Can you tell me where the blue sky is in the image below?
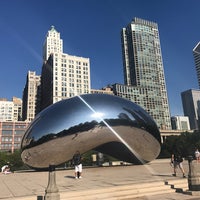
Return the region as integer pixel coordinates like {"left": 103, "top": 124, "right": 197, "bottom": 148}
{"left": 0, "top": 0, "right": 199, "bottom": 116}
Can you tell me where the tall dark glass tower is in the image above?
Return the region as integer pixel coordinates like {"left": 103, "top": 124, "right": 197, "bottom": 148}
{"left": 117, "top": 17, "right": 171, "bottom": 129}
{"left": 181, "top": 89, "right": 200, "bottom": 130}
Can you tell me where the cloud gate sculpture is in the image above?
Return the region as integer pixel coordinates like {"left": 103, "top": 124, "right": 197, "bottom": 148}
{"left": 21, "top": 94, "right": 161, "bottom": 169}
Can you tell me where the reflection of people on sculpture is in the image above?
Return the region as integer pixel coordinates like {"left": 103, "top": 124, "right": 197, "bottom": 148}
{"left": 1, "top": 165, "right": 12, "bottom": 174}
{"left": 72, "top": 151, "right": 82, "bottom": 179}
{"left": 171, "top": 153, "right": 186, "bottom": 178}
{"left": 195, "top": 148, "right": 200, "bottom": 163}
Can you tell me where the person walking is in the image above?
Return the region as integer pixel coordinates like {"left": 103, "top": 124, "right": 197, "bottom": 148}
{"left": 171, "top": 153, "right": 186, "bottom": 178}
{"left": 72, "top": 151, "right": 82, "bottom": 179}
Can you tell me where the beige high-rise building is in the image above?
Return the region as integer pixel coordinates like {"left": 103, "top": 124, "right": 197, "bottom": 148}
{"left": 41, "top": 26, "right": 91, "bottom": 110}
{"left": 43, "top": 25, "right": 63, "bottom": 61}
{"left": 12, "top": 97, "right": 22, "bottom": 121}
{"left": 22, "top": 71, "right": 41, "bottom": 121}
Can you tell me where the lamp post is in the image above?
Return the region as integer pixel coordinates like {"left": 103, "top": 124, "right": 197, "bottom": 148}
{"left": 44, "top": 165, "right": 60, "bottom": 200}
{"left": 188, "top": 156, "right": 200, "bottom": 191}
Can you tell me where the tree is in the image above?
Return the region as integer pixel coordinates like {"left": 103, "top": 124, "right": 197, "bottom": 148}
{"left": 0, "top": 150, "right": 29, "bottom": 171}
{"left": 159, "top": 130, "right": 200, "bottom": 159}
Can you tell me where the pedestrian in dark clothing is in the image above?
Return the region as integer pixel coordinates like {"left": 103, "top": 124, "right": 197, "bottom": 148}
{"left": 171, "top": 153, "right": 186, "bottom": 178}
{"left": 72, "top": 151, "right": 82, "bottom": 179}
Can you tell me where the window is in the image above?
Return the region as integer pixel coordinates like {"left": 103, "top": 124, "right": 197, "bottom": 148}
{"left": 15, "top": 124, "right": 26, "bottom": 129}
{"left": 2, "top": 130, "right": 12, "bottom": 135}
{"left": 2, "top": 125, "right": 13, "bottom": 129}
{"left": 15, "top": 130, "right": 25, "bottom": 135}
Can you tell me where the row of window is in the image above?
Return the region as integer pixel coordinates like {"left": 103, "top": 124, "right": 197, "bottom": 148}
{"left": 1, "top": 137, "right": 21, "bottom": 142}
{"left": 0, "top": 130, "right": 25, "bottom": 135}
{"left": 0, "top": 143, "right": 21, "bottom": 149}
{"left": 1, "top": 124, "right": 27, "bottom": 129}
{"left": 54, "top": 57, "right": 89, "bottom": 66}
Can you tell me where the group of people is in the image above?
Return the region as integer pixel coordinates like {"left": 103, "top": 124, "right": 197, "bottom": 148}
{"left": 170, "top": 148, "right": 200, "bottom": 178}
{"left": 73, "top": 149, "right": 200, "bottom": 180}
{"left": 1, "top": 149, "right": 200, "bottom": 179}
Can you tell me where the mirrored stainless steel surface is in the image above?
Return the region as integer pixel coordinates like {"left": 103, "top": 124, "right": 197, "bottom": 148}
{"left": 21, "top": 94, "right": 161, "bottom": 169}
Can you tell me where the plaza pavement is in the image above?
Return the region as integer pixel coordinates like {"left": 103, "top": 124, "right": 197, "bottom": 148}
{"left": 0, "top": 159, "right": 200, "bottom": 200}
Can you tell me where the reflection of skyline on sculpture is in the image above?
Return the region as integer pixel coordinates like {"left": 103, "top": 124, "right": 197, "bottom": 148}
{"left": 21, "top": 94, "right": 161, "bottom": 169}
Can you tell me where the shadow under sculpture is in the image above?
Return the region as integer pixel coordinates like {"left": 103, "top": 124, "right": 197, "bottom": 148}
{"left": 21, "top": 94, "right": 161, "bottom": 170}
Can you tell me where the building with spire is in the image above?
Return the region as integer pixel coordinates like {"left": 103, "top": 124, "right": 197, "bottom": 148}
{"left": 113, "top": 18, "right": 171, "bottom": 129}
{"left": 43, "top": 25, "right": 63, "bottom": 61}
{"left": 40, "top": 26, "right": 91, "bottom": 110}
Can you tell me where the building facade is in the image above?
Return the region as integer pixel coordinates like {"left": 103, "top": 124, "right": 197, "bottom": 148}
{"left": 0, "top": 99, "right": 14, "bottom": 121}
{"left": 12, "top": 97, "right": 22, "bottom": 121}
{"left": 91, "top": 86, "right": 114, "bottom": 95}
{"left": 120, "top": 18, "right": 171, "bottom": 129}
{"left": 193, "top": 42, "right": 200, "bottom": 88}
{"left": 171, "top": 116, "right": 190, "bottom": 131}
{"left": 0, "top": 98, "right": 22, "bottom": 122}
{"left": 22, "top": 71, "right": 41, "bottom": 121}
{"left": 0, "top": 121, "right": 29, "bottom": 152}
{"left": 43, "top": 25, "right": 63, "bottom": 61}
{"left": 181, "top": 89, "right": 200, "bottom": 130}
{"left": 41, "top": 26, "right": 91, "bottom": 110}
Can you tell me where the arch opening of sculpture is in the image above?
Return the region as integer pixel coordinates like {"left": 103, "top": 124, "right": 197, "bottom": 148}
{"left": 21, "top": 94, "right": 161, "bottom": 169}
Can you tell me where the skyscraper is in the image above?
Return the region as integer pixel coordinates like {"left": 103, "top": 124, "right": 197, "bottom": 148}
{"left": 12, "top": 97, "right": 22, "bottom": 121}
{"left": 41, "top": 26, "right": 91, "bottom": 110}
{"left": 181, "top": 89, "right": 200, "bottom": 130}
{"left": 43, "top": 25, "right": 63, "bottom": 61}
{"left": 22, "top": 71, "right": 41, "bottom": 121}
{"left": 118, "top": 17, "right": 171, "bottom": 129}
{"left": 193, "top": 42, "right": 200, "bottom": 88}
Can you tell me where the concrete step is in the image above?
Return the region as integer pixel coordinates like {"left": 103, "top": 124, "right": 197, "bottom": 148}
{"left": 60, "top": 181, "right": 174, "bottom": 200}
{"left": 165, "top": 178, "right": 188, "bottom": 193}
{"left": 165, "top": 178, "right": 188, "bottom": 184}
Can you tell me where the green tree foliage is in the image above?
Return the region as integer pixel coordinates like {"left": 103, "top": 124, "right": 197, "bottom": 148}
{"left": 0, "top": 150, "right": 29, "bottom": 171}
{"left": 160, "top": 130, "right": 200, "bottom": 159}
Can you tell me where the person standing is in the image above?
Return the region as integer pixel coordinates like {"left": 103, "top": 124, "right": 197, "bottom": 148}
{"left": 195, "top": 148, "right": 200, "bottom": 163}
{"left": 171, "top": 153, "right": 186, "bottom": 178}
{"left": 72, "top": 151, "right": 82, "bottom": 179}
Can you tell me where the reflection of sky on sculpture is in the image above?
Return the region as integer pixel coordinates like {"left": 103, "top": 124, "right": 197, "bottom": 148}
{"left": 26, "top": 99, "right": 94, "bottom": 141}
{"left": 24, "top": 94, "right": 138, "bottom": 142}
{"left": 59, "top": 101, "right": 135, "bottom": 134}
